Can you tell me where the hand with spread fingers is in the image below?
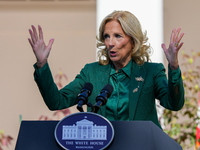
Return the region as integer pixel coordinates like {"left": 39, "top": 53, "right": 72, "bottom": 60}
{"left": 161, "top": 27, "right": 184, "bottom": 70}
{"left": 28, "top": 25, "right": 55, "bottom": 69}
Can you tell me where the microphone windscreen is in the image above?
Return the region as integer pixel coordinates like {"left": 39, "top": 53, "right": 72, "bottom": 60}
{"left": 83, "top": 82, "right": 93, "bottom": 92}
{"left": 102, "top": 84, "right": 113, "bottom": 95}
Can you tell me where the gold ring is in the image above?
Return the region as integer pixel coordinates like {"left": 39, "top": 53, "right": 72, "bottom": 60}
{"left": 174, "top": 42, "right": 179, "bottom": 47}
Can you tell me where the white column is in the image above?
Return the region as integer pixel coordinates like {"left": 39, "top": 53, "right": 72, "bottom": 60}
{"left": 96, "top": 0, "right": 163, "bottom": 63}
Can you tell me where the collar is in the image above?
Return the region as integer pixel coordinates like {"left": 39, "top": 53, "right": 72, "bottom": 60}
{"left": 110, "top": 59, "right": 132, "bottom": 78}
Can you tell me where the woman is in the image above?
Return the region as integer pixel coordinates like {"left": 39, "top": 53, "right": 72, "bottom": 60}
{"left": 28, "top": 10, "right": 184, "bottom": 129}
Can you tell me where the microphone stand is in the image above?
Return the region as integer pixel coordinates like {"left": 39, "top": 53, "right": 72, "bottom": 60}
{"left": 76, "top": 102, "right": 94, "bottom": 113}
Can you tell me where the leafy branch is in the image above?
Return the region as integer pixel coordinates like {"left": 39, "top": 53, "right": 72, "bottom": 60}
{"left": 0, "top": 130, "right": 13, "bottom": 150}
{"left": 163, "top": 50, "right": 200, "bottom": 149}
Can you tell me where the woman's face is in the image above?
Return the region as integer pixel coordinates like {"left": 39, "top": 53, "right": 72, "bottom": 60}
{"left": 103, "top": 20, "right": 134, "bottom": 70}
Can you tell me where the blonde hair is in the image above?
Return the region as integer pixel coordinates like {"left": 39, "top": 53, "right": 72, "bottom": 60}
{"left": 96, "top": 10, "right": 152, "bottom": 65}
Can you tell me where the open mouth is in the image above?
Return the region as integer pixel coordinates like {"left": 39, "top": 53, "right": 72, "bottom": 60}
{"left": 110, "top": 51, "right": 116, "bottom": 56}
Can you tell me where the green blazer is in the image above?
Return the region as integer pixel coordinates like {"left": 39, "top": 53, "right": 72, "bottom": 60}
{"left": 34, "top": 60, "right": 184, "bottom": 129}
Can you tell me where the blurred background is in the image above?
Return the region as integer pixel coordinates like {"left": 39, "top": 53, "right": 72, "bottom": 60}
{"left": 0, "top": 0, "right": 200, "bottom": 150}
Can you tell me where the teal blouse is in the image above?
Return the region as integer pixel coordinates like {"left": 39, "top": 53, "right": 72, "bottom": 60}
{"left": 106, "top": 60, "right": 132, "bottom": 121}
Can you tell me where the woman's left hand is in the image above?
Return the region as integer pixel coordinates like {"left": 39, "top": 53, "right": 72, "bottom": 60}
{"left": 161, "top": 27, "right": 184, "bottom": 70}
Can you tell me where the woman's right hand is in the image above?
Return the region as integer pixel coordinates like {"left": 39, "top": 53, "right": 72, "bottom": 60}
{"left": 28, "top": 25, "right": 54, "bottom": 69}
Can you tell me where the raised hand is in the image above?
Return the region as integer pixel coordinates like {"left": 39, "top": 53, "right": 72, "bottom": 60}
{"left": 28, "top": 25, "right": 54, "bottom": 69}
{"left": 161, "top": 27, "right": 184, "bottom": 70}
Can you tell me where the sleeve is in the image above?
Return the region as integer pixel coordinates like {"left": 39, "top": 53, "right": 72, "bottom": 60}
{"left": 168, "top": 64, "right": 181, "bottom": 84}
{"left": 154, "top": 63, "right": 184, "bottom": 111}
{"left": 33, "top": 62, "right": 89, "bottom": 110}
{"left": 33, "top": 63, "right": 48, "bottom": 77}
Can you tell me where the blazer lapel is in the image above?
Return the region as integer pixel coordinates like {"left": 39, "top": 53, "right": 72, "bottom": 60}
{"left": 96, "top": 63, "right": 111, "bottom": 117}
{"left": 129, "top": 61, "right": 148, "bottom": 120}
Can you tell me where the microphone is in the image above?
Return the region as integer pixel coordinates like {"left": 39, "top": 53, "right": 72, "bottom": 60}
{"left": 93, "top": 84, "right": 113, "bottom": 113}
{"left": 77, "top": 83, "right": 93, "bottom": 112}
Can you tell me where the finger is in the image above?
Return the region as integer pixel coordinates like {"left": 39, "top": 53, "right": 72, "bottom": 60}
{"left": 28, "top": 38, "right": 34, "bottom": 48}
{"left": 176, "top": 42, "right": 184, "bottom": 51}
{"left": 170, "top": 28, "right": 176, "bottom": 44}
{"left": 31, "top": 25, "right": 39, "bottom": 42}
{"left": 174, "top": 27, "right": 181, "bottom": 42}
{"left": 177, "top": 32, "right": 184, "bottom": 43}
{"left": 161, "top": 43, "right": 167, "bottom": 53}
{"left": 29, "top": 29, "right": 36, "bottom": 44}
{"left": 38, "top": 25, "right": 44, "bottom": 40}
{"left": 47, "top": 38, "right": 55, "bottom": 50}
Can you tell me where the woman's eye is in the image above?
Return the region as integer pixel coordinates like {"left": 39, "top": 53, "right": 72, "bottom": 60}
{"left": 103, "top": 34, "right": 109, "bottom": 39}
{"left": 115, "top": 34, "right": 122, "bottom": 38}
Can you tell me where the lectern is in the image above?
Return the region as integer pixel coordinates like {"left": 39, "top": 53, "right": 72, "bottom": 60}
{"left": 15, "top": 120, "right": 182, "bottom": 150}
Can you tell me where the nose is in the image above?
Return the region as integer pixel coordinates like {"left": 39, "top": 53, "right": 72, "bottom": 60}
{"left": 108, "top": 37, "right": 115, "bottom": 50}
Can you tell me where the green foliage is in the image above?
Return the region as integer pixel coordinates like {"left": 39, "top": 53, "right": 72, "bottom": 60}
{"left": 163, "top": 51, "right": 200, "bottom": 150}
{"left": 0, "top": 130, "right": 13, "bottom": 150}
